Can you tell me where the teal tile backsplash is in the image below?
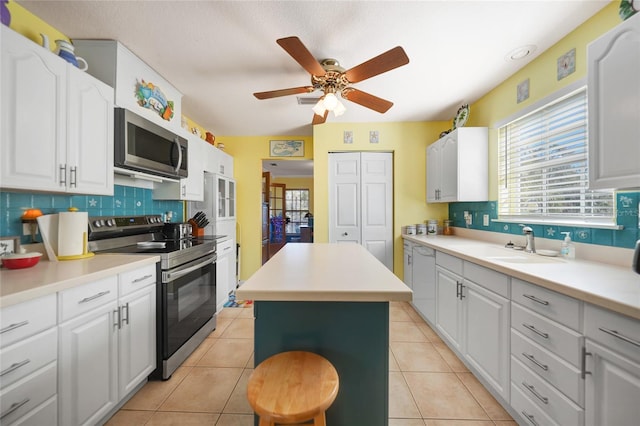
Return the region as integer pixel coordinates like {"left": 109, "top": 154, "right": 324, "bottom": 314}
{"left": 0, "top": 185, "right": 183, "bottom": 245}
{"left": 449, "top": 191, "right": 640, "bottom": 249}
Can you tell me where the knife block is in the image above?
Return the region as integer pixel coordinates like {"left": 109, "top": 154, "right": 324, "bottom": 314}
{"left": 188, "top": 219, "right": 205, "bottom": 237}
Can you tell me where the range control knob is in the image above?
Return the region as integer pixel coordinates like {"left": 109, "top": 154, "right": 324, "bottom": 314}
{"left": 93, "top": 220, "right": 102, "bottom": 228}
{"left": 106, "top": 219, "right": 116, "bottom": 227}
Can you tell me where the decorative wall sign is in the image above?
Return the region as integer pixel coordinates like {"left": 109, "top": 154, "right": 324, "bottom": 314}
{"left": 0, "top": 236, "right": 20, "bottom": 256}
{"left": 344, "top": 130, "right": 353, "bottom": 144}
{"left": 517, "top": 78, "right": 530, "bottom": 103}
{"left": 557, "top": 48, "right": 576, "bottom": 80}
{"left": 270, "top": 140, "right": 304, "bottom": 157}
{"left": 369, "top": 130, "right": 379, "bottom": 144}
{"left": 136, "top": 79, "right": 175, "bottom": 121}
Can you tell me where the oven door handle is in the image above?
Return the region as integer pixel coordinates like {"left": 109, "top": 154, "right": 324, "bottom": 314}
{"left": 164, "top": 255, "right": 216, "bottom": 281}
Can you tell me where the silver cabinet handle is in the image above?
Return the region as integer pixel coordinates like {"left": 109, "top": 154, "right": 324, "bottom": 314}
{"left": 0, "top": 320, "right": 29, "bottom": 334}
{"left": 70, "top": 166, "right": 77, "bottom": 187}
{"left": 79, "top": 290, "right": 110, "bottom": 304}
{"left": 521, "top": 381, "right": 548, "bottom": 404}
{"left": 456, "top": 281, "right": 462, "bottom": 298}
{"left": 523, "top": 294, "right": 549, "bottom": 306}
{"left": 132, "top": 274, "right": 153, "bottom": 284}
{"left": 522, "top": 323, "right": 549, "bottom": 339}
{"left": 121, "top": 302, "right": 129, "bottom": 326}
{"left": 1, "top": 397, "right": 30, "bottom": 420}
{"left": 0, "top": 359, "right": 31, "bottom": 377}
{"left": 59, "top": 164, "right": 67, "bottom": 186}
{"left": 598, "top": 327, "right": 640, "bottom": 348}
{"left": 522, "top": 352, "right": 548, "bottom": 371}
{"left": 581, "top": 346, "right": 592, "bottom": 379}
{"left": 459, "top": 283, "right": 465, "bottom": 299}
{"left": 408, "top": 254, "right": 412, "bottom": 265}
{"left": 521, "top": 410, "right": 539, "bottom": 426}
{"left": 113, "top": 308, "right": 121, "bottom": 330}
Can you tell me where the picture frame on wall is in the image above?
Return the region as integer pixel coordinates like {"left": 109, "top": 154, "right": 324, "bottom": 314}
{"left": 0, "top": 236, "right": 20, "bottom": 256}
{"left": 270, "top": 140, "right": 304, "bottom": 157}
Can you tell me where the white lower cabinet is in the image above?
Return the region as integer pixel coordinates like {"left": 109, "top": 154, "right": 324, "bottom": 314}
{"left": 402, "top": 240, "right": 415, "bottom": 289}
{"left": 411, "top": 245, "right": 436, "bottom": 323}
{"left": 435, "top": 263, "right": 464, "bottom": 351}
{"left": 216, "top": 238, "right": 236, "bottom": 312}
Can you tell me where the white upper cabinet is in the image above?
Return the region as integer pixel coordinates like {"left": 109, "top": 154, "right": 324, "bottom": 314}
{"left": 153, "top": 132, "right": 205, "bottom": 201}
{"left": 426, "top": 127, "right": 488, "bottom": 203}
{"left": 1, "top": 27, "right": 114, "bottom": 195}
{"left": 588, "top": 13, "right": 640, "bottom": 190}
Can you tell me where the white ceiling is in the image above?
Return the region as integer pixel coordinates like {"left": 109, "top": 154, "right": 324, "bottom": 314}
{"left": 263, "top": 159, "right": 314, "bottom": 178}
{"left": 20, "top": 0, "right": 608, "bottom": 138}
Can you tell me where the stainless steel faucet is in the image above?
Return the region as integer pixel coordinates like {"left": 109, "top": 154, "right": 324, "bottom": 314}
{"left": 520, "top": 224, "right": 536, "bottom": 253}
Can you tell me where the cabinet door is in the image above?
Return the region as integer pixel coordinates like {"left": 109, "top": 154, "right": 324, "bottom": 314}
{"left": 118, "top": 286, "right": 156, "bottom": 399}
{"left": 588, "top": 13, "right": 640, "bottom": 190}
{"left": 182, "top": 135, "right": 205, "bottom": 201}
{"left": 585, "top": 340, "right": 640, "bottom": 426}
{"left": 227, "top": 179, "right": 236, "bottom": 219}
{"left": 463, "top": 280, "right": 510, "bottom": 401}
{"left": 216, "top": 239, "right": 235, "bottom": 312}
{"left": 439, "top": 133, "right": 459, "bottom": 201}
{"left": 435, "top": 266, "right": 463, "bottom": 351}
{"left": 66, "top": 65, "right": 114, "bottom": 195}
{"left": 412, "top": 246, "right": 436, "bottom": 324}
{"left": 1, "top": 27, "right": 66, "bottom": 192}
{"left": 402, "top": 241, "right": 413, "bottom": 289}
{"left": 58, "top": 301, "right": 118, "bottom": 426}
{"left": 426, "top": 142, "right": 440, "bottom": 202}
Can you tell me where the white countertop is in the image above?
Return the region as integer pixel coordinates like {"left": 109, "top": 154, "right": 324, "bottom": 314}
{"left": 0, "top": 254, "right": 160, "bottom": 308}
{"left": 404, "top": 234, "right": 640, "bottom": 320}
{"left": 236, "top": 243, "right": 412, "bottom": 302}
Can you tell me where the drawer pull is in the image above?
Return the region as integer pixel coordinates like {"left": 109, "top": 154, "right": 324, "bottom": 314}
{"left": 0, "top": 320, "right": 29, "bottom": 334}
{"left": 132, "top": 274, "right": 153, "bottom": 284}
{"left": 598, "top": 327, "right": 640, "bottom": 348}
{"left": 113, "top": 308, "right": 121, "bottom": 330}
{"left": 522, "top": 381, "right": 549, "bottom": 404}
{"left": 522, "top": 352, "right": 548, "bottom": 371}
{"left": 1, "top": 398, "right": 30, "bottom": 420}
{"left": 79, "top": 290, "right": 111, "bottom": 304}
{"left": 581, "top": 346, "right": 592, "bottom": 379}
{"left": 521, "top": 410, "right": 539, "bottom": 426}
{"left": 522, "top": 323, "right": 549, "bottom": 339}
{"left": 121, "top": 302, "right": 130, "bottom": 326}
{"left": 523, "top": 294, "right": 549, "bottom": 306}
{"left": 0, "top": 359, "right": 31, "bottom": 377}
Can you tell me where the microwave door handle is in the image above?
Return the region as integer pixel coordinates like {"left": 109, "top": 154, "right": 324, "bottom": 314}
{"left": 173, "top": 137, "right": 182, "bottom": 173}
{"left": 165, "top": 255, "right": 216, "bottom": 281}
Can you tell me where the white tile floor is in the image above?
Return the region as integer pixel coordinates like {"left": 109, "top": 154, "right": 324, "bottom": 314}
{"left": 106, "top": 302, "right": 515, "bottom": 426}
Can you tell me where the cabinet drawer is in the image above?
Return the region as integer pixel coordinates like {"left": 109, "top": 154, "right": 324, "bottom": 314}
{"left": 58, "top": 276, "right": 118, "bottom": 322}
{"left": 0, "top": 328, "right": 57, "bottom": 389}
{"left": 584, "top": 303, "right": 640, "bottom": 364}
{"left": 0, "top": 294, "right": 56, "bottom": 349}
{"left": 0, "top": 362, "right": 56, "bottom": 424}
{"left": 511, "top": 279, "right": 581, "bottom": 331}
{"left": 10, "top": 395, "right": 57, "bottom": 426}
{"left": 511, "top": 382, "right": 558, "bottom": 426}
{"left": 512, "top": 356, "right": 584, "bottom": 426}
{"left": 436, "top": 251, "right": 463, "bottom": 275}
{"left": 119, "top": 264, "right": 157, "bottom": 296}
{"left": 464, "top": 261, "right": 509, "bottom": 298}
{"left": 511, "top": 329, "right": 583, "bottom": 405}
{"left": 217, "top": 238, "right": 235, "bottom": 256}
{"left": 512, "top": 303, "right": 582, "bottom": 367}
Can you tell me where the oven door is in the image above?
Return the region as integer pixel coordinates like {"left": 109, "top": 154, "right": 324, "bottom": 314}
{"left": 161, "top": 253, "right": 216, "bottom": 358}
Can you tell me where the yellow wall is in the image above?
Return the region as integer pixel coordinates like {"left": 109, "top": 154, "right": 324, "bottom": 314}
{"left": 312, "top": 122, "right": 450, "bottom": 274}
{"left": 216, "top": 136, "right": 314, "bottom": 281}
{"left": 271, "top": 176, "right": 314, "bottom": 215}
{"left": 6, "top": 0, "right": 69, "bottom": 51}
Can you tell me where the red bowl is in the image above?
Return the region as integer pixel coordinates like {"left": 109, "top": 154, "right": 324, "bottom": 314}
{"left": 1, "top": 252, "right": 42, "bottom": 269}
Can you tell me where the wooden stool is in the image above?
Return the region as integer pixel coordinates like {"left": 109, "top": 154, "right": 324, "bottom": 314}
{"left": 247, "top": 351, "right": 339, "bottom": 426}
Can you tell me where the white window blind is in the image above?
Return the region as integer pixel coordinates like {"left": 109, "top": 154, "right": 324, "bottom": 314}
{"left": 498, "top": 88, "right": 614, "bottom": 223}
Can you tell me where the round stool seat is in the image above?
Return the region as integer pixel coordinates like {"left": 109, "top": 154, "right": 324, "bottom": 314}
{"left": 247, "top": 351, "right": 339, "bottom": 426}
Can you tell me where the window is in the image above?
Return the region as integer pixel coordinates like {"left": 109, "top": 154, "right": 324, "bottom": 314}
{"left": 285, "top": 189, "right": 310, "bottom": 235}
{"left": 498, "top": 87, "right": 614, "bottom": 225}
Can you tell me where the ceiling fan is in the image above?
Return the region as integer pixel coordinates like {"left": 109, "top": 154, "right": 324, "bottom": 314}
{"left": 253, "top": 36, "right": 410, "bottom": 125}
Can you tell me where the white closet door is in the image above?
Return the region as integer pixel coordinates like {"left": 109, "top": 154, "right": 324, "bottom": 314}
{"left": 329, "top": 152, "right": 393, "bottom": 270}
{"left": 361, "top": 152, "right": 393, "bottom": 270}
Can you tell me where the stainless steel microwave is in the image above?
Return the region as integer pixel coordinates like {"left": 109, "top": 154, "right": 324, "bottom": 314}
{"left": 114, "top": 108, "right": 188, "bottom": 179}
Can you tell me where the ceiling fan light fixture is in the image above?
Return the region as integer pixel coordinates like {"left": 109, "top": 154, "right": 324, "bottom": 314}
{"left": 333, "top": 100, "right": 346, "bottom": 117}
{"left": 323, "top": 92, "right": 339, "bottom": 110}
{"left": 312, "top": 98, "right": 327, "bottom": 116}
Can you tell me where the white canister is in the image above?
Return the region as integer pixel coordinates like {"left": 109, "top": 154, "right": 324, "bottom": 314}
{"left": 427, "top": 220, "right": 439, "bottom": 235}
{"left": 416, "top": 224, "right": 427, "bottom": 235}
{"left": 405, "top": 225, "right": 416, "bottom": 235}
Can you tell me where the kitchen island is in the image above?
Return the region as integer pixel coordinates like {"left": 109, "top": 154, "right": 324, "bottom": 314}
{"left": 236, "top": 243, "right": 412, "bottom": 426}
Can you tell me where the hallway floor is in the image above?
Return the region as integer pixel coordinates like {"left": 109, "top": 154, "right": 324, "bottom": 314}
{"left": 106, "top": 302, "right": 516, "bottom": 426}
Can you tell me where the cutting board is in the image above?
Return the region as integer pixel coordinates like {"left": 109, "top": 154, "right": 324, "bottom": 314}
{"left": 36, "top": 214, "right": 59, "bottom": 262}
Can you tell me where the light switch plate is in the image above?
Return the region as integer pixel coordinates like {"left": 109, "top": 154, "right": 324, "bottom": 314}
{"left": 483, "top": 214, "right": 489, "bottom": 227}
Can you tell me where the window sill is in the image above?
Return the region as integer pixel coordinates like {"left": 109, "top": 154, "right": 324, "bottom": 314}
{"left": 493, "top": 218, "right": 623, "bottom": 230}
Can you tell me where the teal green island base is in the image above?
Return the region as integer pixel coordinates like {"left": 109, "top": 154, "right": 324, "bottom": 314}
{"left": 253, "top": 300, "right": 390, "bottom": 425}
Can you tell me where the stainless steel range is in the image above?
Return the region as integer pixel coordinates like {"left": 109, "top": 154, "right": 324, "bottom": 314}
{"left": 88, "top": 215, "right": 217, "bottom": 380}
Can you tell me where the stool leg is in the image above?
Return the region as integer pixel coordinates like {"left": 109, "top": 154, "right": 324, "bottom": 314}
{"left": 258, "top": 417, "right": 274, "bottom": 426}
{"left": 313, "top": 412, "right": 326, "bottom": 426}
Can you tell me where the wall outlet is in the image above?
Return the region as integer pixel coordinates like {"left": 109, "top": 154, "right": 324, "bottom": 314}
{"left": 463, "top": 211, "right": 472, "bottom": 226}
{"left": 483, "top": 214, "right": 489, "bottom": 227}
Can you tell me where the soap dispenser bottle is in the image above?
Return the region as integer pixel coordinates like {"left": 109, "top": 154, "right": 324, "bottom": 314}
{"left": 560, "top": 232, "right": 575, "bottom": 259}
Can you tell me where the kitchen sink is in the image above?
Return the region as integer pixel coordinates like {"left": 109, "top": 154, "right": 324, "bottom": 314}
{"left": 484, "top": 254, "right": 563, "bottom": 264}
{"left": 446, "top": 243, "right": 565, "bottom": 264}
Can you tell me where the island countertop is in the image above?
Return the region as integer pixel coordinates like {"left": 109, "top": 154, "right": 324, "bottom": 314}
{"left": 236, "top": 243, "right": 412, "bottom": 302}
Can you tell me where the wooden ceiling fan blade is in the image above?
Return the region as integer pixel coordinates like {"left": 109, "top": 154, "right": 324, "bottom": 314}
{"left": 277, "top": 36, "right": 326, "bottom": 76}
{"left": 344, "top": 46, "right": 409, "bottom": 83}
{"left": 254, "top": 86, "right": 315, "bottom": 99}
{"left": 312, "top": 110, "right": 328, "bottom": 125}
{"left": 342, "top": 88, "right": 393, "bottom": 113}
